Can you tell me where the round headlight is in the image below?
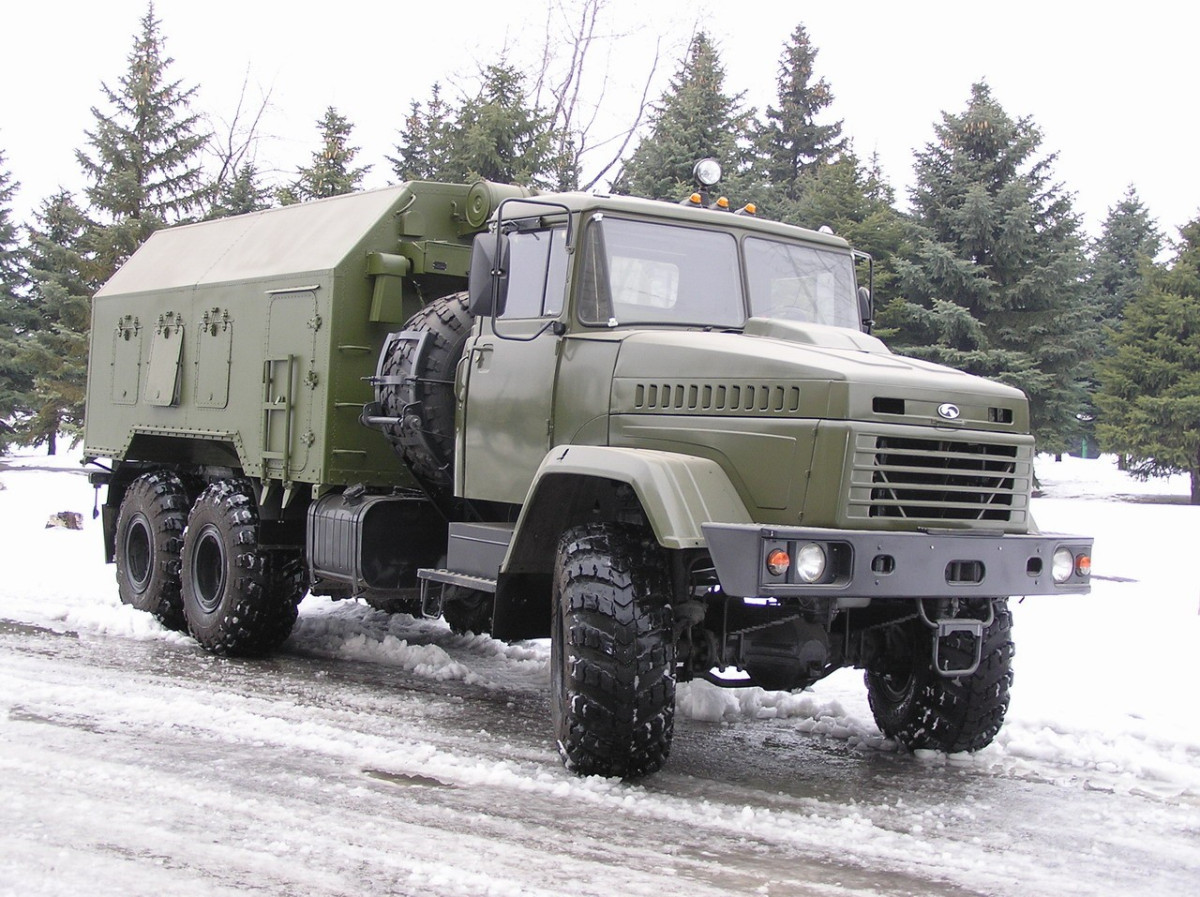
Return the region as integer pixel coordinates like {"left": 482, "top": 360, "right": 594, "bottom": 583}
{"left": 693, "top": 158, "right": 722, "bottom": 187}
{"left": 1051, "top": 547, "right": 1075, "bottom": 583}
{"left": 795, "top": 543, "right": 828, "bottom": 584}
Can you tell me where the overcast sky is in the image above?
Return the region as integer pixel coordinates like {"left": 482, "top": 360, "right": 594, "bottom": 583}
{"left": 4, "top": 0, "right": 1197, "bottom": 244}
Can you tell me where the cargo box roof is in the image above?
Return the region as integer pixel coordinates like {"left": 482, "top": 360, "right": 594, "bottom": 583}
{"left": 95, "top": 186, "right": 414, "bottom": 297}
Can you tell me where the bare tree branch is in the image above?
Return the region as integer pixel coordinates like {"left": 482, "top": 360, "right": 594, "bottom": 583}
{"left": 580, "top": 36, "right": 661, "bottom": 191}
{"left": 203, "top": 68, "right": 273, "bottom": 204}
{"left": 530, "top": 0, "right": 662, "bottom": 190}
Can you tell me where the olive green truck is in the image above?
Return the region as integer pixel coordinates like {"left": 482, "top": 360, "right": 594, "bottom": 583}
{"left": 83, "top": 172, "right": 1092, "bottom": 778}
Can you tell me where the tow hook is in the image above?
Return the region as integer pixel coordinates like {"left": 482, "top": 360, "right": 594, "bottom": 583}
{"left": 916, "top": 599, "right": 995, "bottom": 677}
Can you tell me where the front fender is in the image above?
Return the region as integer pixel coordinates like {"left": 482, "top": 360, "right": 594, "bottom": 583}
{"left": 491, "top": 446, "right": 752, "bottom": 641}
{"left": 540, "top": 445, "right": 750, "bottom": 548}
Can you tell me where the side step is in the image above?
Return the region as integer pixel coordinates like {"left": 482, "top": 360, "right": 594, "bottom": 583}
{"left": 416, "top": 568, "right": 497, "bottom": 619}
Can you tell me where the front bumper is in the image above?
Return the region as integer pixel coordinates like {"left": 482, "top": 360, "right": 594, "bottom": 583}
{"left": 702, "top": 523, "right": 1092, "bottom": 607}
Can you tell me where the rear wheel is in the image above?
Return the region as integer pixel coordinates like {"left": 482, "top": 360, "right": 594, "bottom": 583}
{"left": 551, "top": 523, "right": 675, "bottom": 779}
{"left": 865, "top": 598, "right": 1014, "bottom": 752}
{"left": 114, "top": 471, "right": 190, "bottom": 630}
{"left": 180, "top": 479, "right": 301, "bottom": 655}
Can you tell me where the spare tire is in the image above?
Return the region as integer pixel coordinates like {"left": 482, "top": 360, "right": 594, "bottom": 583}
{"left": 376, "top": 292, "right": 473, "bottom": 492}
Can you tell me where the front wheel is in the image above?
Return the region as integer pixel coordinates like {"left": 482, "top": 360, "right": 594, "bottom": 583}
{"left": 865, "top": 598, "right": 1014, "bottom": 753}
{"left": 551, "top": 523, "right": 675, "bottom": 779}
{"left": 180, "top": 479, "right": 301, "bottom": 655}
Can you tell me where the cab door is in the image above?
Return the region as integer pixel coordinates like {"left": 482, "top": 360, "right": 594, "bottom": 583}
{"left": 459, "top": 227, "right": 569, "bottom": 505}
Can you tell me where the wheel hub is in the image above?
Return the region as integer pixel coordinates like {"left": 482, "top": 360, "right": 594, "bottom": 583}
{"left": 191, "top": 525, "right": 227, "bottom": 613}
{"left": 877, "top": 669, "right": 915, "bottom": 703}
{"left": 124, "top": 515, "right": 153, "bottom": 594}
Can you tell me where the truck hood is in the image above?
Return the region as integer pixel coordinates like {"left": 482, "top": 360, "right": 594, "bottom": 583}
{"left": 609, "top": 318, "right": 1029, "bottom": 432}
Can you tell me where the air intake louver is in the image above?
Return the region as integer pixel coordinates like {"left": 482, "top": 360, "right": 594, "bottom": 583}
{"left": 632, "top": 382, "right": 802, "bottom": 415}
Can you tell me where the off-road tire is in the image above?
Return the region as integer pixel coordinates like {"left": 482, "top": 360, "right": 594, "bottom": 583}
{"left": 377, "top": 292, "right": 473, "bottom": 492}
{"left": 551, "top": 523, "right": 675, "bottom": 779}
{"left": 180, "top": 479, "right": 301, "bottom": 655}
{"left": 865, "top": 598, "right": 1014, "bottom": 753}
{"left": 442, "top": 585, "right": 494, "bottom": 635}
{"left": 114, "top": 471, "right": 190, "bottom": 630}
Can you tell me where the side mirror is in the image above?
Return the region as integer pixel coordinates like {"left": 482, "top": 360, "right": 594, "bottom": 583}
{"left": 858, "top": 286, "right": 874, "bottom": 334}
{"left": 468, "top": 231, "right": 509, "bottom": 317}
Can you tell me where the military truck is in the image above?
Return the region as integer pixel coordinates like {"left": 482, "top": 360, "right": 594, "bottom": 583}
{"left": 83, "top": 166, "right": 1092, "bottom": 778}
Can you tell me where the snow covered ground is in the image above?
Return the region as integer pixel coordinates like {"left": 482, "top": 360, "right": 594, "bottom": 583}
{"left": 1, "top": 450, "right": 1197, "bottom": 895}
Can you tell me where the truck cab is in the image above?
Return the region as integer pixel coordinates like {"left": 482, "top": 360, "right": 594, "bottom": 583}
{"left": 382, "top": 184, "right": 1092, "bottom": 777}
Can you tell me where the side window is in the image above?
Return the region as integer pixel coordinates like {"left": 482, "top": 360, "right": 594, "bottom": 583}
{"left": 501, "top": 227, "right": 568, "bottom": 319}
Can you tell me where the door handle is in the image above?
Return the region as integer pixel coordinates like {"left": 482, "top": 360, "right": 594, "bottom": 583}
{"left": 471, "top": 344, "right": 494, "bottom": 370}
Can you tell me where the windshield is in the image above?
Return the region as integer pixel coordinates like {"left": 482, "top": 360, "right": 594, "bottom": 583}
{"left": 578, "top": 217, "right": 744, "bottom": 327}
{"left": 576, "top": 215, "right": 859, "bottom": 329}
{"left": 744, "top": 237, "right": 859, "bottom": 328}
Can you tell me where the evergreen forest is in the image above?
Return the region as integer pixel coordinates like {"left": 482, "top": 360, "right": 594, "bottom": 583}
{"left": 1, "top": 2, "right": 1197, "bottom": 502}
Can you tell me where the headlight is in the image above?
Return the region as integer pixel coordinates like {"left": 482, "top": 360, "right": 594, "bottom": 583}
{"left": 795, "top": 543, "right": 828, "bottom": 583}
{"left": 693, "top": 158, "right": 722, "bottom": 187}
{"left": 1052, "top": 547, "right": 1075, "bottom": 583}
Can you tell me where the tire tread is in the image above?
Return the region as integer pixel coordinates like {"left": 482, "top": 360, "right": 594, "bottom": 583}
{"left": 552, "top": 523, "right": 675, "bottom": 778}
{"left": 866, "top": 599, "right": 1014, "bottom": 753}
{"left": 181, "top": 479, "right": 301, "bottom": 656}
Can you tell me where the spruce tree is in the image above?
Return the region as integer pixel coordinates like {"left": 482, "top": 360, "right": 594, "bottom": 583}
{"left": 278, "top": 106, "right": 371, "bottom": 205}
{"left": 1078, "top": 187, "right": 1162, "bottom": 454}
{"left": 753, "top": 26, "right": 900, "bottom": 303}
{"left": 785, "top": 152, "right": 906, "bottom": 308}
{"left": 878, "top": 83, "right": 1094, "bottom": 451}
{"left": 389, "top": 85, "right": 457, "bottom": 182}
{"left": 759, "top": 24, "right": 845, "bottom": 202}
{"left": 75, "top": 2, "right": 209, "bottom": 281}
{"left": 1089, "top": 186, "right": 1162, "bottom": 327}
{"left": 615, "top": 32, "right": 755, "bottom": 202}
{"left": 19, "top": 191, "right": 98, "bottom": 454}
{"left": 1096, "top": 218, "right": 1200, "bottom": 503}
{"left": 0, "top": 150, "right": 33, "bottom": 452}
{"left": 456, "top": 63, "right": 567, "bottom": 188}
{"left": 391, "top": 67, "right": 569, "bottom": 189}
{"left": 0, "top": 152, "right": 21, "bottom": 300}
{"left": 207, "top": 162, "right": 271, "bottom": 219}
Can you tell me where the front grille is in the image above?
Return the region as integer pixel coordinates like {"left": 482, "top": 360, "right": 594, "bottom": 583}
{"left": 852, "top": 434, "right": 1026, "bottom": 523}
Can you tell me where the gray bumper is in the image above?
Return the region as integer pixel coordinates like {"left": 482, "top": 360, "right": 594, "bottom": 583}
{"left": 701, "top": 523, "right": 1092, "bottom": 607}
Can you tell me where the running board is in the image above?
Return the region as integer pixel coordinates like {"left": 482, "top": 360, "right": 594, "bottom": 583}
{"left": 417, "top": 568, "right": 498, "bottom": 592}
{"left": 416, "top": 568, "right": 498, "bottom": 620}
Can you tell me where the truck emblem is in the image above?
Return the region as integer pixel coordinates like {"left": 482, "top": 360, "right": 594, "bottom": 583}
{"left": 937, "top": 403, "right": 961, "bottom": 420}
